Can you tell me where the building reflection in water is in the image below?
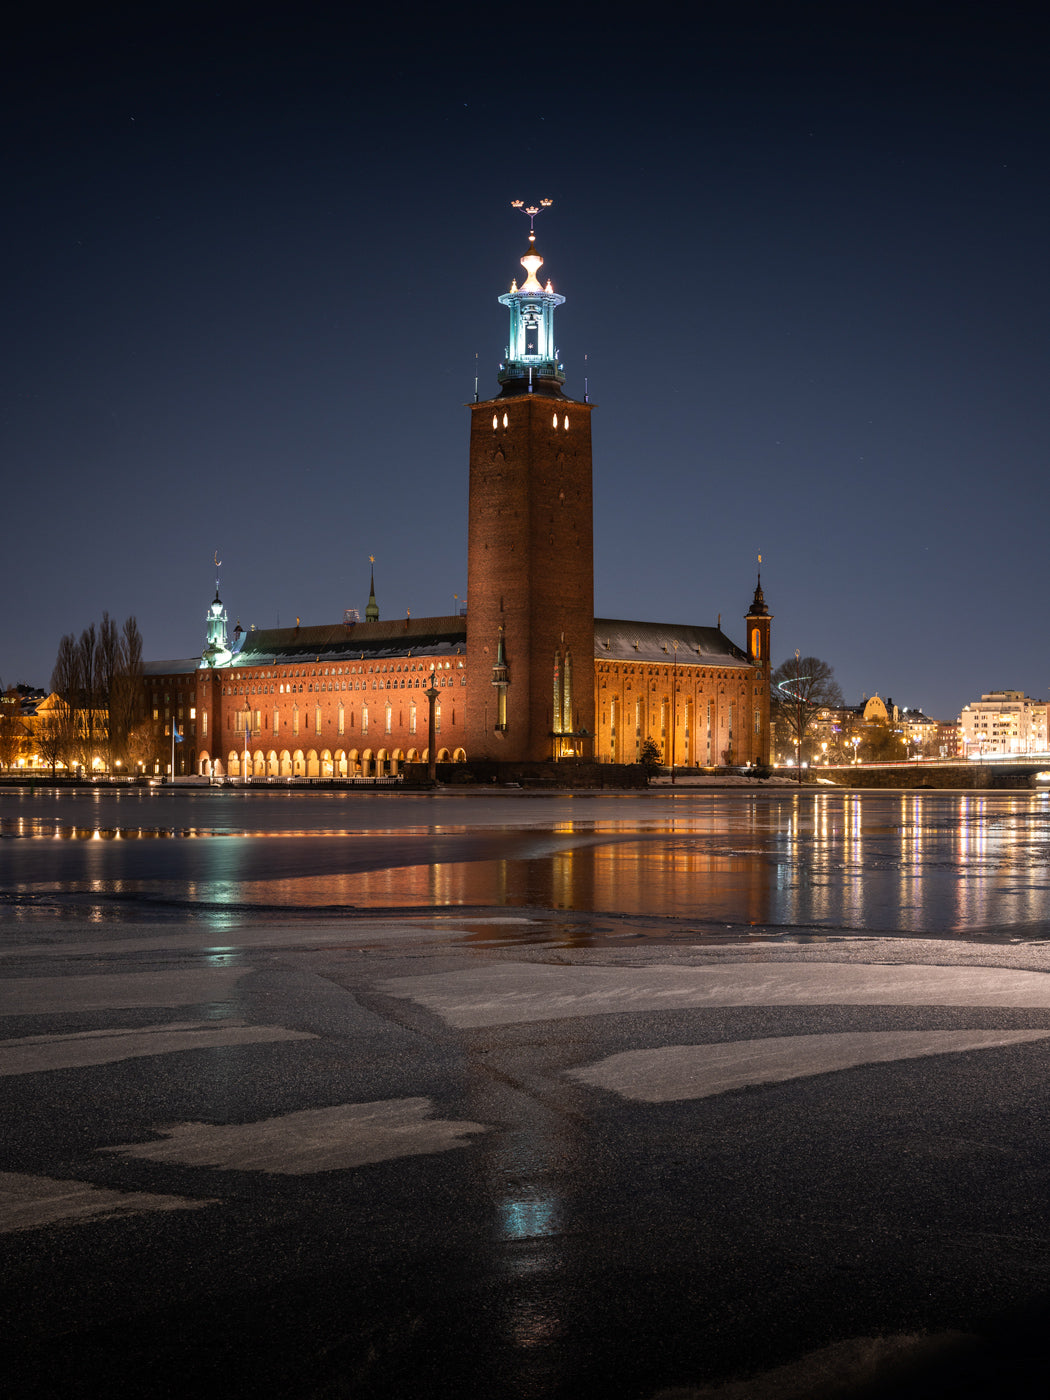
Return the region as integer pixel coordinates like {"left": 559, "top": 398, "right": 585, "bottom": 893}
{"left": 10, "top": 791, "right": 1050, "bottom": 939}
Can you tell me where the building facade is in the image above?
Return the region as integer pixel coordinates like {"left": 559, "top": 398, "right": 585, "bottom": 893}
{"left": 145, "top": 217, "right": 772, "bottom": 778}
{"left": 959, "top": 691, "right": 1049, "bottom": 758}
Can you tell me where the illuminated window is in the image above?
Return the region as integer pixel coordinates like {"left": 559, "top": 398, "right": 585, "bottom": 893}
{"left": 385, "top": 705, "right": 392, "bottom": 734}
{"left": 563, "top": 414, "right": 569, "bottom": 430}
{"left": 492, "top": 413, "right": 498, "bottom": 429}
{"left": 293, "top": 704, "right": 299, "bottom": 736}
{"left": 502, "top": 412, "right": 508, "bottom": 428}
{"left": 362, "top": 706, "right": 369, "bottom": 734}
{"left": 338, "top": 702, "right": 345, "bottom": 735}
{"left": 315, "top": 705, "right": 321, "bottom": 734}
{"left": 410, "top": 702, "right": 417, "bottom": 734}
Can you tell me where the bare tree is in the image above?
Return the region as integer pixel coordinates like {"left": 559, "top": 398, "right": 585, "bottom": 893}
{"left": 51, "top": 614, "right": 145, "bottom": 772}
{"left": 33, "top": 699, "right": 69, "bottom": 776}
{"left": 110, "top": 615, "right": 144, "bottom": 765}
{"left": 772, "top": 654, "right": 844, "bottom": 780}
{"left": 97, "top": 612, "right": 121, "bottom": 765}
{"left": 125, "top": 716, "right": 157, "bottom": 774}
{"left": 50, "top": 634, "right": 83, "bottom": 769}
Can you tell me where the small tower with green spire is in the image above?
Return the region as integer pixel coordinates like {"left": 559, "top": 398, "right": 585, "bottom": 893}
{"left": 200, "top": 555, "right": 231, "bottom": 668}
{"left": 365, "top": 556, "right": 379, "bottom": 623}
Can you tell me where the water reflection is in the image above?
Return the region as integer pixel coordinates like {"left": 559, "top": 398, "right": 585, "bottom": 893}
{"left": 3, "top": 790, "right": 1050, "bottom": 940}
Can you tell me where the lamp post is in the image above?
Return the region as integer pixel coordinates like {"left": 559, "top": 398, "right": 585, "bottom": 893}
{"left": 426, "top": 667, "right": 440, "bottom": 783}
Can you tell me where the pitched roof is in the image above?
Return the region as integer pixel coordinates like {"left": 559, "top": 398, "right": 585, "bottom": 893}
{"left": 231, "top": 616, "right": 467, "bottom": 666}
{"left": 593, "top": 618, "right": 751, "bottom": 669}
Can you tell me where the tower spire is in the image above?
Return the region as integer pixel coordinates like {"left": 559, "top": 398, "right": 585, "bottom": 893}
{"left": 498, "top": 200, "right": 566, "bottom": 397}
{"left": 750, "top": 553, "right": 768, "bottom": 616}
{"left": 365, "top": 555, "right": 379, "bottom": 622}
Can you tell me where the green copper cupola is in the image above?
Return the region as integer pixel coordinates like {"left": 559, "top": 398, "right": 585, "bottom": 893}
{"left": 201, "top": 588, "right": 231, "bottom": 669}
{"left": 497, "top": 200, "right": 566, "bottom": 397}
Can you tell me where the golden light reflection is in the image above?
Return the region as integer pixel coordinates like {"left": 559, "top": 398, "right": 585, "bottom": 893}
{"left": 10, "top": 792, "right": 1050, "bottom": 940}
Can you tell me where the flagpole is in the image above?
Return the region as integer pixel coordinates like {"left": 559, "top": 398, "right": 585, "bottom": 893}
{"left": 171, "top": 723, "right": 175, "bottom": 782}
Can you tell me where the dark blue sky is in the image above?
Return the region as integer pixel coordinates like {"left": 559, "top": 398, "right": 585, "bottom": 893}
{"left": 4, "top": 3, "right": 1047, "bottom": 721}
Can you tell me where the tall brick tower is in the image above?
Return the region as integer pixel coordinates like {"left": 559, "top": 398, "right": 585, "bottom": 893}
{"left": 745, "top": 565, "right": 773, "bottom": 764}
{"left": 466, "top": 205, "right": 595, "bottom": 763}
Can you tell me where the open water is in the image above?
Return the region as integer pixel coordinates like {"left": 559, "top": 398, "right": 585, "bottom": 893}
{"left": 2, "top": 785, "right": 1049, "bottom": 943}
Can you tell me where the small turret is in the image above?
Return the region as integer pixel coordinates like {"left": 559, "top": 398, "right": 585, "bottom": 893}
{"left": 201, "top": 586, "right": 231, "bottom": 669}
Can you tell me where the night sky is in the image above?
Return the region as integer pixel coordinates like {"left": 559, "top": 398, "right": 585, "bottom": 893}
{"left": 4, "top": 3, "right": 1047, "bottom": 723}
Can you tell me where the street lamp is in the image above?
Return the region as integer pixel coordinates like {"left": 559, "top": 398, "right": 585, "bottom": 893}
{"left": 426, "top": 667, "right": 440, "bottom": 783}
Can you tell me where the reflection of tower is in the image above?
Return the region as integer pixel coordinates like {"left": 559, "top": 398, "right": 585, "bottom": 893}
{"left": 466, "top": 207, "right": 595, "bottom": 762}
{"left": 745, "top": 568, "right": 773, "bottom": 764}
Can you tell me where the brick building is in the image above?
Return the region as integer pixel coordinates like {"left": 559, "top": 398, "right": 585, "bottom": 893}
{"left": 146, "top": 212, "right": 771, "bottom": 778}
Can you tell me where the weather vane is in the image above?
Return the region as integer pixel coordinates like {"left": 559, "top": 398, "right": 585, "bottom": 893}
{"left": 510, "top": 199, "right": 553, "bottom": 240}
{"left": 214, "top": 549, "right": 222, "bottom": 591}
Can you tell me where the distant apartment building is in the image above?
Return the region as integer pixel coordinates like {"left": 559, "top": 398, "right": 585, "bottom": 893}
{"left": 958, "top": 691, "right": 1049, "bottom": 757}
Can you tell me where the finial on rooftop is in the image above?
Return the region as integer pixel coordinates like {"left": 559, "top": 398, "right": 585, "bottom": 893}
{"left": 510, "top": 198, "right": 553, "bottom": 243}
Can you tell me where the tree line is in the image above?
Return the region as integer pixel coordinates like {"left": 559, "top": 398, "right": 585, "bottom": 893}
{"left": 37, "top": 615, "right": 151, "bottom": 773}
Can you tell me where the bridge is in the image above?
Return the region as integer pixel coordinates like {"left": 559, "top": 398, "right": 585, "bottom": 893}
{"left": 814, "top": 756, "right": 1050, "bottom": 790}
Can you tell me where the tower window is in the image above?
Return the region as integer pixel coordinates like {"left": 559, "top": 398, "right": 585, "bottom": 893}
{"left": 492, "top": 414, "right": 498, "bottom": 429}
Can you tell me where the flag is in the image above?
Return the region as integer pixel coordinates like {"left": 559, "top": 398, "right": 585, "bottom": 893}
{"left": 173, "top": 725, "right": 184, "bottom": 744}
